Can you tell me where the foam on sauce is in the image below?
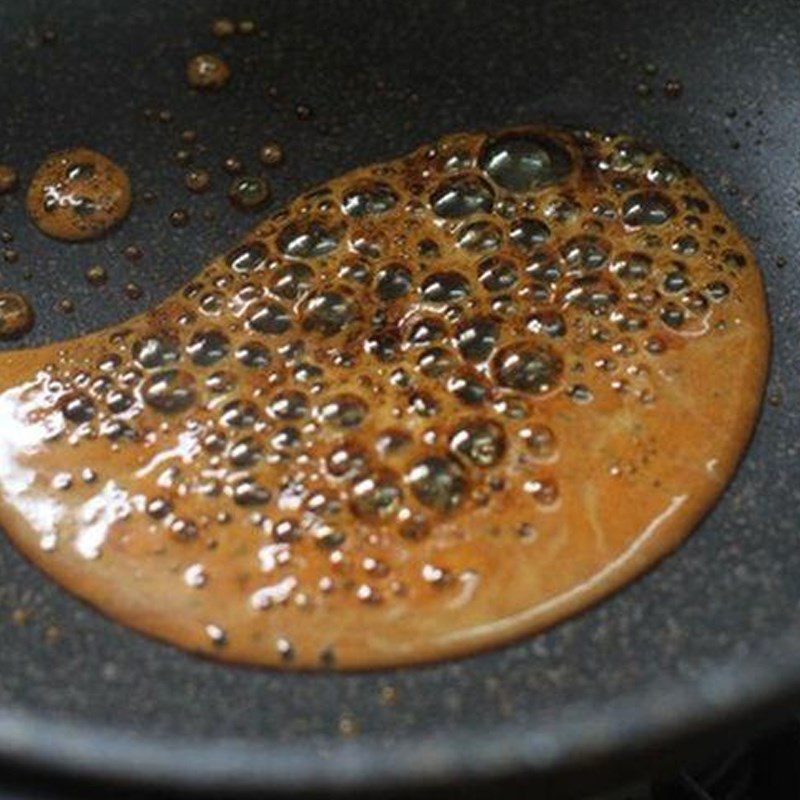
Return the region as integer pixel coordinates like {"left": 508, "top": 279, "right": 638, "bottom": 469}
{"left": 0, "top": 127, "right": 768, "bottom": 669}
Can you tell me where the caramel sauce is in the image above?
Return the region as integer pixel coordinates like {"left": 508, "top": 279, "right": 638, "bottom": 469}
{"left": 26, "top": 149, "right": 131, "bottom": 241}
{"left": 0, "top": 127, "right": 768, "bottom": 669}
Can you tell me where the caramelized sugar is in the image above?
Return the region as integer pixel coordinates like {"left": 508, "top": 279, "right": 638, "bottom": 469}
{"left": 0, "top": 127, "right": 768, "bottom": 668}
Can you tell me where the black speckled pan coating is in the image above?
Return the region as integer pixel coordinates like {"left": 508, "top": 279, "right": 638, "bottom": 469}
{"left": 0, "top": 0, "right": 796, "bottom": 795}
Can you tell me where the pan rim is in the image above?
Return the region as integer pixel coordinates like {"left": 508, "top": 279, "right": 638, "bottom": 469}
{"left": 0, "top": 637, "right": 799, "bottom": 793}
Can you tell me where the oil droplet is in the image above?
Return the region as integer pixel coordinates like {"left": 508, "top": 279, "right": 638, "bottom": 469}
{"left": 85, "top": 265, "right": 108, "bottom": 286}
{"left": 229, "top": 176, "right": 270, "bottom": 211}
{"left": 0, "top": 292, "right": 34, "bottom": 339}
{"left": 259, "top": 143, "right": 283, "bottom": 166}
{"left": 0, "top": 166, "right": 18, "bottom": 195}
{"left": 186, "top": 169, "right": 211, "bottom": 193}
{"left": 664, "top": 78, "right": 683, "bottom": 98}
{"left": 27, "top": 149, "right": 131, "bottom": 241}
{"left": 169, "top": 209, "right": 190, "bottom": 228}
{"left": 211, "top": 18, "right": 235, "bottom": 37}
{"left": 187, "top": 54, "right": 231, "bottom": 91}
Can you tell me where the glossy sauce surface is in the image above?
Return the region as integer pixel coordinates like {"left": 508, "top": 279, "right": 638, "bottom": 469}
{"left": 0, "top": 127, "right": 768, "bottom": 669}
{"left": 26, "top": 149, "right": 131, "bottom": 241}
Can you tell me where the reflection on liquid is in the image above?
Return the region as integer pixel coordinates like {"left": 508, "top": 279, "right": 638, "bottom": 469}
{"left": 0, "top": 127, "right": 769, "bottom": 669}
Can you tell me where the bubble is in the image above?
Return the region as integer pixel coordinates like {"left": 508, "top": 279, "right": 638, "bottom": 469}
{"left": 186, "top": 54, "right": 231, "bottom": 90}
{"left": 228, "top": 436, "right": 263, "bottom": 467}
{"left": 611, "top": 252, "right": 652, "bottom": 282}
{"left": 407, "top": 316, "right": 447, "bottom": 346}
{"left": 142, "top": 369, "right": 197, "bottom": 413}
{"left": 270, "top": 263, "right": 314, "bottom": 300}
{"left": 60, "top": 393, "right": 95, "bottom": 424}
{"left": 278, "top": 221, "right": 340, "bottom": 259}
{"left": 663, "top": 269, "right": 690, "bottom": 293}
{"left": 563, "top": 277, "right": 619, "bottom": 315}
{"left": 705, "top": 280, "right": 730, "bottom": 302}
{"left": 448, "top": 369, "right": 489, "bottom": 405}
{"left": 561, "top": 235, "right": 610, "bottom": 272}
{"left": 478, "top": 256, "right": 518, "bottom": 293}
{"left": 479, "top": 131, "right": 572, "bottom": 191}
{"left": 450, "top": 419, "right": 506, "bottom": 466}
{"left": 342, "top": 182, "right": 398, "bottom": 217}
{"left": 270, "top": 426, "right": 301, "bottom": 451}
{"left": 430, "top": 175, "right": 494, "bottom": 218}
{"left": 455, "top": 316, "right": 499, "bottom": 362}
{"left": 421, "top": 271, "right": 470, "bottom": 304}
{"left": 301, "top": 291, "right": 355, "bottom": 336}
{"left": 318, "top": 394, "right": 368, "bottom": 428}
{"left": 418, "top": 346, "right": 457, "bottom": 378}
{"left": 132, "top": 335, "right": 180, "bottom": 369}
{"left": 226, "top": 242, "right": 268, "bottom": 273}
{"left": 376, "top": 263, "right": 413, "bottom": 301}
{"left": 26, "top": 149, "right": 131, "bottom": 242}
{"left": 106, "top": 389, "right": 133, "bottom": 414}
{"left": 326, "top": 442, "right": 368, "bottom": 478}
{"left": 273, "top": 519, "right": 300, "bottom": 542}
{"left": 521, "top": 424, "right": 557, "bottom": 459}
{"left": 187, "top": 330, "right": 230, "bottom": 366}
{"left": 221, "top": 399, "right": 260, "bottom": 428}
{"left": 0, "top": 292, "right": 34, "bottom": 339}
{"left": 408, "top": 456, "right": 467, "bottom": 512}
{"left": 622, "top": 191, "right": 676, "bottom": 226}
{"left": 365, "top": 330, "right": 401, "bottom": 362}
{"left": 509, "top": 217, "right": 550, "bottom": 251}
{"left": 492, "top": 342, "right": 563, "bottom": 395}
{"left": 229, "top": 176, "right": 270, "bottom": 211}
{"left": 410, "top": 391, "right": 440, "bottom": 417}
{"left": 268, "top": 390, "right": 309, "bottom": 420}
{"left": 456, "top": 220, "right": 503, "bottom": 252}
{"left": 660, "top": 303, "right": 685, "bottom": 329}
{"left": 232, "top": 478, "right": 271, "bottom": 506}
{"left": 525, "top": 476, "right": 560, "bottom": 505}
{"left": 235, "top": 342, "right": 271, "bottom": 368}
{"left": 672, "top": 234, "right": 699, "bottom": 256}
{"left": 248, "top": 301, "right": 293, "bottom": 335}
{"left": 526, "top": 309, "right": 566, "bottom": 338}
{"left": 351, "top": 471, "right": 403, "bottom": 519}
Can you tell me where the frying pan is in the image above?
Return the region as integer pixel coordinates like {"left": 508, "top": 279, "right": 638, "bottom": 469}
{"left": 0, "top": 0, "right": 796, "bottom": 795}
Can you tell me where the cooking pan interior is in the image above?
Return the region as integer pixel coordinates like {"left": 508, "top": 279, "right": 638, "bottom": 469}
{"left": 0, "top": 0, "right": 797, "bottom": 793}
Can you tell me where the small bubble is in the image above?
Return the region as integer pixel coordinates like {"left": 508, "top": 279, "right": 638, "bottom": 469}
{"left": 408, "top": 456, "right": 467, "bottom": 512}
{"left": 450, "top": 419, "right": 506, "bottom": 467}
{"left": 142, "top": 369, "right": 196, "bottom": 413}
{"left": 479, "top": 131, "right": 573, "bottom": 191}
{"left": 430, "top": 175, "right": 493, "bottom": 218}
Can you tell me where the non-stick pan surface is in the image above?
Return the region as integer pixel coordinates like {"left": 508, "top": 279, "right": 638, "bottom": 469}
{"left": 0, "top": 0, "right": 797, "bottom": 795}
